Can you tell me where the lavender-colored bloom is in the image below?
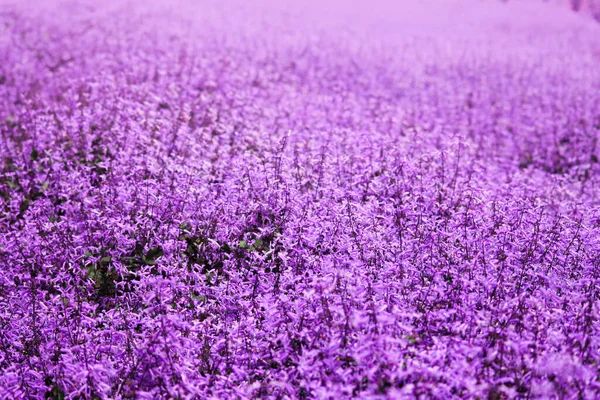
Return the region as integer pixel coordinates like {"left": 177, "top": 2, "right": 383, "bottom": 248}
{"left": 0, "top": 0, "right": 599, "bottom": 398}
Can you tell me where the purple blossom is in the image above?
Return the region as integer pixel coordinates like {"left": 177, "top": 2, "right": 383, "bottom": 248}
{"left": 1, "top": 0, "right": 600, "bottom": 398}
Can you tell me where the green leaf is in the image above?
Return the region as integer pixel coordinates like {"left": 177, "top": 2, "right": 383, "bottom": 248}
{"left": 144, "top": 247, "right": 163, "bottom": 265}
{"left": 86, "top": 265, "right": 97, "bottom": 279}
{"left": 191, "top": 293, "right": 207, "bottom": 303}
{"left": 49, "top": 385, "right": 65, "bottom": 400}
{"left": 6, "top": 180, "right": 17, "bottom": 190}
{"left": 19, "top": 198, "right": 30, "bottom": 214}
{"left": 100, "top": 256, "right": 112, "bottom": 263}
{"left": 238, "top": 240, "right": 247, "bottom": 249}
{"left": 146, "top": 246, "right": 164, "bottom": 260}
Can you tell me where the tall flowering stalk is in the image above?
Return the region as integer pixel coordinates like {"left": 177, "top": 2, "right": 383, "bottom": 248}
{"left": 0, "top": 0, "right": 599, "bottom": 398}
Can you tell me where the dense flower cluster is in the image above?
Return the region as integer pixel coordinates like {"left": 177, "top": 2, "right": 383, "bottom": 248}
{"left": 1, "top": 0, "right": 599, "bottom": 398}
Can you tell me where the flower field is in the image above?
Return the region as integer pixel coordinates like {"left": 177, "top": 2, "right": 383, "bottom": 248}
{"left": 1, "top": 0, "right": 600, "bottom": 398}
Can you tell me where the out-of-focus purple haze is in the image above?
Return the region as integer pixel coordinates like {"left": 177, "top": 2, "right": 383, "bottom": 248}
{"left": 1, "top": 0, "right": 599, "bottom": 398}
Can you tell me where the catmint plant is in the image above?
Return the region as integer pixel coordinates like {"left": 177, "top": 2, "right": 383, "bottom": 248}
{"left": 0, "top": 0, "right": 599, "bottom": 398}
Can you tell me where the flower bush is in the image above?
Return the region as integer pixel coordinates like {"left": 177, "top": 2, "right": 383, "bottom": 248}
{"left": 1, "top": 0, "right": 599, "bottom": 398}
